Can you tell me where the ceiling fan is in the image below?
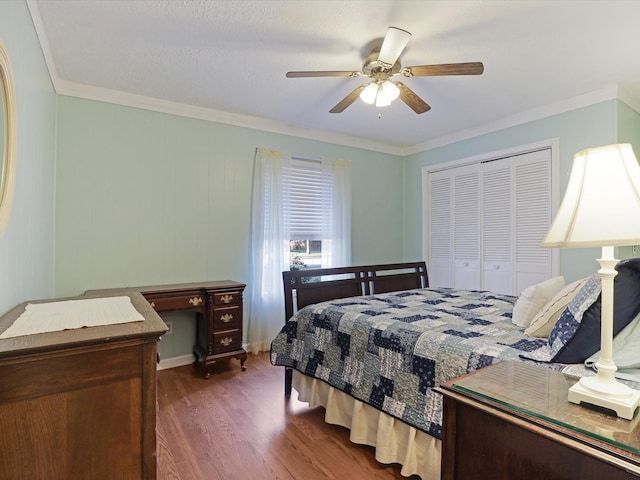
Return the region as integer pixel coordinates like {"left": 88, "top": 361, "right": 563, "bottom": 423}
{"left": 286, "top": 27, "right": 484, "bottom": 114}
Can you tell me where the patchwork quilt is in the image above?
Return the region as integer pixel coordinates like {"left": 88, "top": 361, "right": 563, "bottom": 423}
{"left": 270, "top": 287, "right": 569, "bottom": 440}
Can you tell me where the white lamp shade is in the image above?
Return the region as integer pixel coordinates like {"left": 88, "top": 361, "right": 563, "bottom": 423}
{"left": 542, "top": 143, "right": 640, "bottom": 248}
{"left": 378, "top": 27, "right": 411, "bottom": 66}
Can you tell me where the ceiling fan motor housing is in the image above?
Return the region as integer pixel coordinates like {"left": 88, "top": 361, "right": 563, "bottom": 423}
{"left": 362, "top": 50, "right": 401, "bottom": 79}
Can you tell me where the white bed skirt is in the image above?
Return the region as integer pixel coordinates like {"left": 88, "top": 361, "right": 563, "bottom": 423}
{"left": 292, "top": 371, "right": 441, "bottom": 479}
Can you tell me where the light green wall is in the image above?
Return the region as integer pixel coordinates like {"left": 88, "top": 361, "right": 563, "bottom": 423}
{"left": 403, "top": 101, "right": 619, "bottom": 283}
{"left": 617, "top": 100, "right": 640, "bottom": 146}
{"left": 54, "top": 96, "right": 404, "bottom": 358}
{"left": 54, "top": 95, "right": 640, "bottom": 360}
{"left": 614, "top": 100, "right": 640, "bottom": 260}
{"left": 0, "top": 0, "right": 56, "bottom": 315}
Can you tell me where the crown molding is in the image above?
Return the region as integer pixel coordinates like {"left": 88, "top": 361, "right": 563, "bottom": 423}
{"left": 26, "top": 0, "right": 59, "bottom": 91}
{"left": 55, "top": 78, "right": 625, "bottom": 159}
{"left": 403, "top": 84, "right": 621, "bottom": 156}
{"left": 54, "top": 79, "right": 625, "bottom": 159}
{"left": 55, "top": 79, "right": 404, "bottom": 156}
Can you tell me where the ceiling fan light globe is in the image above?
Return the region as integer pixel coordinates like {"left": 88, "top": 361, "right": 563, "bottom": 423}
{"left": 359, "top": 82, "right": 379, "bottom": 104}
{"left": 381, "top": 80, "right": 400, "bottom": 102}
{"left": 375, "top": 94, "right": 392, "bottom": 107}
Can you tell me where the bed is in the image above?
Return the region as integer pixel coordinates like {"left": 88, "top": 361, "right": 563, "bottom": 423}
{"left": 270, "top": 260, "right": 640, "bottom": 479}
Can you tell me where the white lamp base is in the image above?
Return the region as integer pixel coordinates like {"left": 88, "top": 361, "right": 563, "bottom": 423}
{"left": 568, "top": 375, "right": 640, "bottom": 420}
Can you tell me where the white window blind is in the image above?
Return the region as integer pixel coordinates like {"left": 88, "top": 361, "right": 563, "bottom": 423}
{"left": 288, "top": 159, "right": 328, "bottom": 241}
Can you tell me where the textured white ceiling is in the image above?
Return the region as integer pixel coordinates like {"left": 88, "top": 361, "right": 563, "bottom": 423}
{"left": 29, "top": 0, "right": 640, "bottom": 154}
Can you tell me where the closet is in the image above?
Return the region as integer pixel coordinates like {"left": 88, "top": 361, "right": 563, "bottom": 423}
{"left": 426, "top": 147, "right": 555, "bottom": 295}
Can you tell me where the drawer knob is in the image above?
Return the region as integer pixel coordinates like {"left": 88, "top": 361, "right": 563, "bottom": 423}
{"left": 220, "top": 337, "right": 233, "bottom": 347}
{"left": 220, "top": 294, "right": 234, "bottom": 304}
{"left": 189, "top": 297, "right": 203, "bottom": 306}
{"left": 220, "top": 313, "right": 233, "bottom": 323}
{"left": 150, "top": 301, "right": 156, "bottom": 308}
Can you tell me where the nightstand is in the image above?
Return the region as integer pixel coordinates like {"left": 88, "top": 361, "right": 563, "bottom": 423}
{"left": 436, "top": 361, "right": 640, "bottom": 479}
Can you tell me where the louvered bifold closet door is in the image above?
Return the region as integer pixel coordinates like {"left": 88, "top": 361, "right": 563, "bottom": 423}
{"left": 514, "top": 150, "right": 552, "bottom": 293}
{"left": 482, "top": 159, "right": 514, "bottom": 294}
{"left": 428, "top": 170, "right": 453, "bottom": 287}
{"left": 426, "top": 146, "right": 553, "bottom": 294}
{"left": 453, "top": 164, "right": 481, "bottom": 290}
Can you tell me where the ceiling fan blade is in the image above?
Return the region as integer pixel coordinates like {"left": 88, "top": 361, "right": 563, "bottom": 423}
{"left": 378, "top": 26, "right": 411, "bottom": 65}
{"left": 329, "top": 85, "right": 367, "bottom": 113}
{"left": 404, "top": 62, "right": 484, "bottom": 77}
{"left": 396, "top": 82, "right": 431, "bottom": 114}
{"left": 286, "top": 71, "right": 361, "bottom": 78}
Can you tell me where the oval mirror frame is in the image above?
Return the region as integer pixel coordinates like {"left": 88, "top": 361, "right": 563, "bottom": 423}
{"left": 0, "top": 40, "right": 16, "bottom": 237}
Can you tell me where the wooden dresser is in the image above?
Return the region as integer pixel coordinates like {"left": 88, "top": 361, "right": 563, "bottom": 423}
{"left": 436, "top": 361, "right": 640, "bottom": 480}
{"left": 0, "top": 292, "right": 167, "bottom": 480}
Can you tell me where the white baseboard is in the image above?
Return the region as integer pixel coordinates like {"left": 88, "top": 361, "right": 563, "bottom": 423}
{"left": 158, "top": 354, "right": 195, "bottom": 371}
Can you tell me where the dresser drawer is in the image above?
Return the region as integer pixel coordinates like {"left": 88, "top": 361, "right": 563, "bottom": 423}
{"left": 212, "top": 290, "right": 242, "bottom": 306}
{"left": 213, "top": 305, "right": 242, "bottom": 330}
{"left": 145, "top": 292, "right": 205, "bottom": 312}
{"left": 211, "top": 329, "right": 242, "bottom": 353}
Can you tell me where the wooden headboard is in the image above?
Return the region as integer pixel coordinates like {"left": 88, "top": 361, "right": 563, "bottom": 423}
{"left": 282, "top": 261, "right": 429, "bottom": 323}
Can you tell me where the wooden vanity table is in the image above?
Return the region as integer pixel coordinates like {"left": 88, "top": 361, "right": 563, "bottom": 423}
{"left": 437, "top": 361, "right": 640, "bottom": 480}
{"left": 89, "top": 280, "right": 247, "bottom": 378}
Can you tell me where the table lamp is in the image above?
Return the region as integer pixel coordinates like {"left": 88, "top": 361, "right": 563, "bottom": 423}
{"left": 541, "top": 143, "right": 640, "bottom": 419}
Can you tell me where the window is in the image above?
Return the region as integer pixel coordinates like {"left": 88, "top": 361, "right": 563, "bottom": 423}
{"left": 247, "top": 149, "right": 351, "bottom": 353}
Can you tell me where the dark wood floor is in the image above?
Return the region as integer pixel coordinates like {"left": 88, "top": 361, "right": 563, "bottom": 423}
{"left": 157, "top": 351, "right": 421, "bottom": 480}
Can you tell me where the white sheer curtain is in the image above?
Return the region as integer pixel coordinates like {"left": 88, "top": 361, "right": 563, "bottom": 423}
{"left": 320, "top": 157, "right": 352, "bottom": 268}
{"left": 247, "top": 149, "right": 352, "bottom": 354}
{"left": 247, "top": 149, "right": 292, "bottom": 354}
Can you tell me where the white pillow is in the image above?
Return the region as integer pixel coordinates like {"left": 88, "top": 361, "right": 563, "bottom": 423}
{"left": 525, "top": 277, "right": 590, "bottom": 338}
{"left": 512, "top": 276, "right": 565, "bottom": 328}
